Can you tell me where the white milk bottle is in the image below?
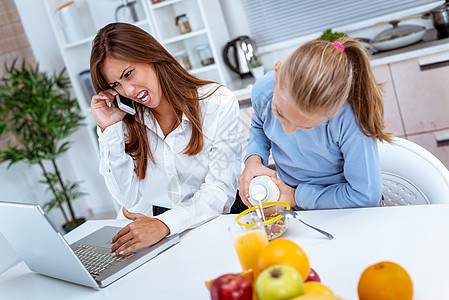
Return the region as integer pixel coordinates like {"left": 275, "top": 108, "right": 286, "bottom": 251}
{"left": 248, "top": 175, "right": 280, "bottom": 206}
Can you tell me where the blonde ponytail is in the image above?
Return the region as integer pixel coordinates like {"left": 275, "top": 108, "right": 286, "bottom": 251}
{"left": 277, "top": 37, "right": 392, "bottom": 143}
{"left": 342, "top": 38, "right": 392, "bottom": 142}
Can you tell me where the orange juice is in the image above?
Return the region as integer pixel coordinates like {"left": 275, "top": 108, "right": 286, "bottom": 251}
{"left": 233, "top": 229, "right": 268, "bottom": 279}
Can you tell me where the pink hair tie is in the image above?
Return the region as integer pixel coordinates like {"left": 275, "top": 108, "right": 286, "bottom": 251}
{"left": 331, "top": 41, "right": 344, "bottom": 52}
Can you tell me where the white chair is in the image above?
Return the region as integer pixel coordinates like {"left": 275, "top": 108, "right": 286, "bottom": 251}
{"left": 378, "top": 137, "right": 449, "bottom": 206}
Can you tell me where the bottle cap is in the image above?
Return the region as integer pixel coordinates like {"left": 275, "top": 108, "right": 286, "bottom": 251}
{"left": 250, "top": 184, "right": 268, "bottom": 202}
{"left": 248, "top": 175, "right": 280, "bottom": 206}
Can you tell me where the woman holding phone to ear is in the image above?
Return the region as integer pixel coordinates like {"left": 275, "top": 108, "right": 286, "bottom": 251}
{"left": 90, "top": 23, "right": 242, "bottom": 257}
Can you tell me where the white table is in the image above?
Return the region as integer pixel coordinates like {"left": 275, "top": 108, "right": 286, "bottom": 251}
{"left": 1, "top": 204, "right": 449, "bottom": 300}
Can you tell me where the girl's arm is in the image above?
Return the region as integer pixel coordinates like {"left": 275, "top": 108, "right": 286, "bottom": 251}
{"left": 295, "top": 125, "right": 382, "bottom": 209}
{"left": 239, "top": 79, "right": 277, "bottom": 203}
{"left": 244, "top": 99, "right": 272, "bottom": 166}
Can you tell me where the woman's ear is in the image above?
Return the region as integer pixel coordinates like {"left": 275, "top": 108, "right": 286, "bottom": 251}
{"left": 274, "top": 61, "right": 282, "bottom": 77}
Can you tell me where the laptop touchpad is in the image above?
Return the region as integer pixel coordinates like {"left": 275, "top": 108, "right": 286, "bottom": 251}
{"left": 73, "top": 226, "right": 122, "bottom": 249}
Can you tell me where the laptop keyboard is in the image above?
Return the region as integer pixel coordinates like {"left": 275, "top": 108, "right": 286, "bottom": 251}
{"left": 73, "top": 244, "right": 135, "bottom": 276}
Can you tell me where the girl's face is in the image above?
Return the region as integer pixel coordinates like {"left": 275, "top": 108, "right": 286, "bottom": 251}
{"left": 272, "top": 87, "right": 328, "bottom": 134}
{"left": 102, "top": 56, "right": 163, "bottom": 109}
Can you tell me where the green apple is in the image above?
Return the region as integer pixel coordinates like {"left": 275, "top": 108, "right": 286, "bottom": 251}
{"left": 255, "top": 264, "right": 304, "bottom": 300}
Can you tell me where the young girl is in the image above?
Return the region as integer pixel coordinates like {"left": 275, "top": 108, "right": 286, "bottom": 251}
{"left": 90, "top": 23, "right": 242, "bottom": 256}
{"left": 239, "top": 37, "right": 392, "bottom": 210}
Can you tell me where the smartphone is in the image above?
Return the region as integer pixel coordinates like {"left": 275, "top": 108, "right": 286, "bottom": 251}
{"left": 116, "top": 94, "right": 136, "bottom": 115}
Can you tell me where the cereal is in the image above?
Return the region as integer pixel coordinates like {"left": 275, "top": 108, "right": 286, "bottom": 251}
{"left": 265, "top": 212, "right": 287, "bottom": 240}
{"left": 236, "top": 202, "right": 290, "bottom": 241}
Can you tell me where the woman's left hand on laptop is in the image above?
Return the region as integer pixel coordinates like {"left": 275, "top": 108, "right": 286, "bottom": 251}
{"left": 109, "top": 207, "right": 170, "bottom": 257}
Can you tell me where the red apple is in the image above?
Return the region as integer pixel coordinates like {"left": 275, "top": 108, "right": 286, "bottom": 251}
{"left": 210, "top": 273, "right": 252, "bottom": 300}
{"left": 305, "top": 268, "right": 321, "bottom": 282}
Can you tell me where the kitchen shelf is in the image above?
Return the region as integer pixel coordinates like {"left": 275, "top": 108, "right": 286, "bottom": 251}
{"left": 62, "top": 36, "right": 93, "bottom": 50}
{"left": 61, "top": 19, "right": 152, "bottom": 50}
{"left": 151, "top": 0, "right": 184, "bottom": 9}
{"left": 190, "top": 64, "right": 218, "bottom": 74}
{"left": 43, "top": 0, "right": 233, "bottom": 157}
{"left": 162, "top": 29, "right": 207, "bottom": 44}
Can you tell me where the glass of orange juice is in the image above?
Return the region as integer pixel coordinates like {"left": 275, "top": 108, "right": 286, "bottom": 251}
{"left": 229, "top": 216, "right": 268, "bottom": 279}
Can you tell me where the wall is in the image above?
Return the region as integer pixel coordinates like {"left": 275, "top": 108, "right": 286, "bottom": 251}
{"left": 0, "top": 0, "right": 34, "bottom": 155}
{"left": 218, "top": 0, "right": 295, "bottom": 74}
{"left": 0, "top": 0, "right": 35, "bottom": 72}
{"left": 13, "top": 0, "right": 64, "bottom": 74}
{"left": 0, "top": 0, "right": 32, "bottom": 275}
{"left": 0, "top": 0, "right": 41, "bottom": 205}
{"left": 0, "top": 1, "right": 117, "bottom": 232}
{"left": 219, "top": 0, "right": 444, "bottom": 76}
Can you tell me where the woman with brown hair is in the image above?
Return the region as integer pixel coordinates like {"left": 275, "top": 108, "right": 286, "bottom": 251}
{"left": 90, "top": 23, "right": 241, "bottom": 256}
{"left": 239, "top": 37, "right": 392, "bottom": 210}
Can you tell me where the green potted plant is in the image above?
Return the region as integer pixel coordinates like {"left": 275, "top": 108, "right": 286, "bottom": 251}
{"left": 317, "top": 29, "right": 347, "bottom": 42}
{"left": 249, "top": 59, "right": 265, "bottom": 80}
{"left": 0, "top": 59, "right": 86, "bottom": 233}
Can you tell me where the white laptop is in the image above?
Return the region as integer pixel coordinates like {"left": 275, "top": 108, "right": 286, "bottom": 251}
{"left": 0, "top": 201, "right": 180, "bottom": 289}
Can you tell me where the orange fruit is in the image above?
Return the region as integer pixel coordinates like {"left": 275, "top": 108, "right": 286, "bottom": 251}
{"left": 258, "top": 238, "right": 310, "bottom": 281}
{"left": 303, "top": 282, "right": 334, "bottom": 296}
{"left": 357, "top": 261, "right": 413, "bottom": 300}
{"left": 205, "top": 269, "right": 253, "bottom": 291}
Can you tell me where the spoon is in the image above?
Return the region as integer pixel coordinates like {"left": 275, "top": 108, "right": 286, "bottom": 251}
{"left": 278, "top": 210, "right": 334, "bottom": 240}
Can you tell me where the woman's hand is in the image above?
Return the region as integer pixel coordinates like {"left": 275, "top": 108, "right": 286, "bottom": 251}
{"left": 91, "top": 89, "right": 127, "bottom": 132}
{"left": 110, "top": 207, "right": 170, "bottom": 256}
{"left": 238, "top": 155, "right": 277, "bottom": 207}
{"left": 272, "top": 177, "right": 297, "bottom": 209}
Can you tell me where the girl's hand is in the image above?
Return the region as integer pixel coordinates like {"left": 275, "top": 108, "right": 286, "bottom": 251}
{"left": 272, "top": 177, "right": 297, "bottom": 209}
{"left": 110, "top": 207, "right": 170, "bottom": 257}
{"left": 91, "top": 89, "right": 127, "bottom": 132}
{"left": 238, "top": 155, "right": 277, "bottom": 207}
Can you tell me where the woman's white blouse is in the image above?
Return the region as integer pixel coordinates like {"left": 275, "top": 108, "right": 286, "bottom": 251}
{"left": 97, "top": 84, "right": 242, "bottom": 235}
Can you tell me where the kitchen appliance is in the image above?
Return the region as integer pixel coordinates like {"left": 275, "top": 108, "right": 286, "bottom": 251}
{"left": 55, "top": 1, "right": 86, "bottom": 43}
{"left": 370, "top": 21, "right": 426, "bottom": 51}
{"left": 223, "top": 36, "right": 258, "bottom": 78}
{"left": 425, "top": 2, "right": 449, "bottom": 39}
{"left": 115, "top": 0, "right": 138, "bottom": 23}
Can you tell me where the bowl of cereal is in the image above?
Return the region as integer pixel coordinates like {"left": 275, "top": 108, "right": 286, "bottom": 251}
{"left": 235, "top": 201, "right": 290, "bottom": 241}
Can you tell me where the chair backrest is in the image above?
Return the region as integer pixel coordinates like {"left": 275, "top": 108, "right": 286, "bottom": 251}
{"left": 378, "top": 137, "right": 449, "bottom": 206}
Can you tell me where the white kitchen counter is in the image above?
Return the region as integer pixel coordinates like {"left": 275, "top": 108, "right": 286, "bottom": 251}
{"left": 371, "top": 35, "right": 449, "bottom": 66}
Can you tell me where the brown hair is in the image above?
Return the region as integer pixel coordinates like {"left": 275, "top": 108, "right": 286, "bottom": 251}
{"left": 90, "top": 23, "right": 219, "bottom": 180}
{"left": 276, "top": 37, "right": 392, "bottom": 143}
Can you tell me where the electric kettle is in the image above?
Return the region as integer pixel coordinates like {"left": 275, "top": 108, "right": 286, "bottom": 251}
{"left": 223, "top": 36, "right": 258, "bottom": 78}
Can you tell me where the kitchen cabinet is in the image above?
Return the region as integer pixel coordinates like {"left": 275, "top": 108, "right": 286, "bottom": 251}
{"left": 389, "top": 51, "right": 449, "bottom": 135}
{"left": 374, "top": 50, "right": 449, "bottom": 169}
{"left": 408, "top": 131, "right": 449, "bottom": 167}
{"left": 372, "top": 64, "right": 405, "bottom": 137}
{"left": 147, "top": 0, "right": 231, "bottom": 84}
{"left": 42, "top": 0, "right": 232, "bottom": 153}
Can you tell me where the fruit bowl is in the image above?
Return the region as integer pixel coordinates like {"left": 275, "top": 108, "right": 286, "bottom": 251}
{"left": 235, "top": 201, "right": 290, "bottom": 240}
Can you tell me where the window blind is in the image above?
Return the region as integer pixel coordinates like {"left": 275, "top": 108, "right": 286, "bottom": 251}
{"left": 241, "top": 0, "right": 439, "bottom": 47}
